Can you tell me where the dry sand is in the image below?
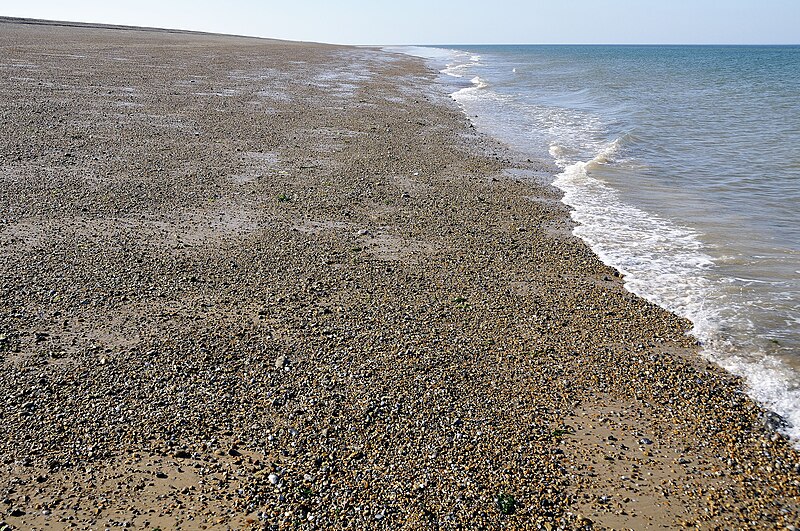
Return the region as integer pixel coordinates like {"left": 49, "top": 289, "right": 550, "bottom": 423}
{"left": 0, "top": 18, "right": 798, "bottom": 530}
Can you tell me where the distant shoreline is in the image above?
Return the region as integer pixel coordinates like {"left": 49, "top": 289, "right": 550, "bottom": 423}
{"left": 0, "top": 15, "right": 226, "bottom": 35}
{"left": 0, "top": 15, "right": 314, "bottom": 44}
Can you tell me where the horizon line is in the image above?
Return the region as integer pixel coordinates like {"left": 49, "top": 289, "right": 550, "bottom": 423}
{"left": 2, "top": 15, "right": 797, "bottom": 48}
{"left": 401, "top": 42, "right": 800, "bottom": 47}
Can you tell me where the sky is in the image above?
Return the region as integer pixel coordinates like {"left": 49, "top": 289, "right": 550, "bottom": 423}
{"left": 1, "top": 0, "right": 798, "bottom": 45}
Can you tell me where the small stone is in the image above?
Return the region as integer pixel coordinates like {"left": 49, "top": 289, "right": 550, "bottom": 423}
{"left": 762, "top": 411, "right": 789, "bottom": 431}
{"left": 155, "top": 472, "right": 168, "bottom": 479}
{"left": 173, "top": 450, "right": 191, "bottom": 459}
{"left": 268, "top": 474, "right": 279, "bottom": 485}
{"left": 275, "top": 355, "right": 289, "bottom": 369}
{"left": 10, "top": 508, "right": 25, "bottom": 517}
{"left": 639, "top": 437, "right": 654, "bottom": 445}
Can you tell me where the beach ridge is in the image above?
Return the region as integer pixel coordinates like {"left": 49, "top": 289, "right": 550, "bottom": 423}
{"left": 0, "top": 19, "right": 798, "bottom": 530}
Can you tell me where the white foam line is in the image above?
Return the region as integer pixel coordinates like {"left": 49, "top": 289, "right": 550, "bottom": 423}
{"left": 553, "top": 144, "right": 800, "bottom": 444}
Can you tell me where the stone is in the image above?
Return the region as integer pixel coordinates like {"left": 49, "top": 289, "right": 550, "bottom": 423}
{"left": 763, "top": 411, "right": 789, "bottom": 431}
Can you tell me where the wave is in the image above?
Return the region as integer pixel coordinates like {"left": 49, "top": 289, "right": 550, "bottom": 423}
{"left": 447, "top": 76, "right": 491, "bottom": 103}
{"left": 440, "top": 51, "right": 484, "bottom": 80}
{"left": 553, "top": 139, "right": 800, "bottom": 442}
{"left": 552, "top": 142, "right": 716, "bottom": 321}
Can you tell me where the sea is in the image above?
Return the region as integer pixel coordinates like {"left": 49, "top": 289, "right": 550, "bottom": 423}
{"left": 392, "top": 45, "right": 800, "bottom": 440}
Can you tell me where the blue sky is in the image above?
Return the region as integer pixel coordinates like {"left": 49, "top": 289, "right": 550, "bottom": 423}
{"left": 2, "top": 0, "right": 798, "bottom": 44}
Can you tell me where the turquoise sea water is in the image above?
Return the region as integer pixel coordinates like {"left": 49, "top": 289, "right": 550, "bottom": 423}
{"left": 396, "top": 45, "right": 800, "bottom": 440}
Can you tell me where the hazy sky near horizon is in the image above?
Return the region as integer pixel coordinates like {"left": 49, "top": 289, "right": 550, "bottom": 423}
{"left": 2, "top": 0, "right": 798, "bottom": 45}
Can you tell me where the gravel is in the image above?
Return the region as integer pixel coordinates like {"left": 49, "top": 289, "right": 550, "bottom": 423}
{"left": 0, "top": 17, "right": 799, "bottom": 530}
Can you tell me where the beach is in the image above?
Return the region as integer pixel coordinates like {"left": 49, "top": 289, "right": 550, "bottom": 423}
{"left": 0, "top": 18, "right": 798, "bottom": 530}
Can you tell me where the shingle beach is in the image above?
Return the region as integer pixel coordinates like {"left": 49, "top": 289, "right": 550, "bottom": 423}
{"left": 1, "top": 18, "right": 798, "bottom": 530}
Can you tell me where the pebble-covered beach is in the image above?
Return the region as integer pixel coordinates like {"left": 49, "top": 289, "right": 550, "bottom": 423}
{"left": 1, "top": 18, "right": 798, "bottom": 530}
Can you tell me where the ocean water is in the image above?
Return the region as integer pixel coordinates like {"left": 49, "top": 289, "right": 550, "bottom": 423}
{"left": 395, "top": 45, "right": 800, "bottom": 440}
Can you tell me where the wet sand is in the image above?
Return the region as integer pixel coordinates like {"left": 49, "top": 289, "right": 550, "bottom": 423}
{"left": 0, "top": 18, "right": 798, "bottom": 530}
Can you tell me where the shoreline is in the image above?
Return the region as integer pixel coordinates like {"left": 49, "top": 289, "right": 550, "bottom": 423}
{"left": 1, "top": 19, "right": 799, "bottom": 530}
{"left": 417, "top": 43, "right": 800, "bottom": 446}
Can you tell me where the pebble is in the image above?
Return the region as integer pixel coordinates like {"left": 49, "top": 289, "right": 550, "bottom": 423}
{"left": 763, "top": 411, "right": 789, "bottom": 431}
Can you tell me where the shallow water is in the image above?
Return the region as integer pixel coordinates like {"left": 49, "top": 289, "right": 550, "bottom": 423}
{"left": 396, "top": 45, "right": 800, "bottom": 440}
